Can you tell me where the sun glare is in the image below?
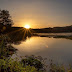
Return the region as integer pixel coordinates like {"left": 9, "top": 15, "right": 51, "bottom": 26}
{"left": 24, "top": 25, "right": 30, "bottom": 29}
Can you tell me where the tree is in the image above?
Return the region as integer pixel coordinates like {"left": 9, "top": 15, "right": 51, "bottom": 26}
{"left": 0, "top": 10, "right": 13, "bottom": 27}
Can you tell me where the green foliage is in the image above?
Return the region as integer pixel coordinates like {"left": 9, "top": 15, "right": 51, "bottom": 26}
{"left": 20, "top": 55, "right": 46, "bottom": 71}
{"left": 0, "top": 58, "right": 37, "bottom": 72}
{"left": 0, "top": 9, "right": 13, "bottom": 26}
{"left": 0, "top": 35, "right": 17, "bottom": 58}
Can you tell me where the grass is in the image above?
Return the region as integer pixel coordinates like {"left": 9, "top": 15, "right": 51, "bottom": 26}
{"left": 49, "top": 60, "right": 72, "bottom": 72}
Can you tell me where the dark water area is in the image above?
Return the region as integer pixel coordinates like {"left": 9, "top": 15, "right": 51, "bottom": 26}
{"left": 10, "top": 33, "right": 72, "bottom": 66}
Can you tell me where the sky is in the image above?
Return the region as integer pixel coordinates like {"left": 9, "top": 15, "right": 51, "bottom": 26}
{"left": 0, "top": 0, "right": 72, "bottom": 28}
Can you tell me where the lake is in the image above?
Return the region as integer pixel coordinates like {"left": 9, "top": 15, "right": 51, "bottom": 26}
{"left": 12, "top": 33, "right": 72, "bottom": 66}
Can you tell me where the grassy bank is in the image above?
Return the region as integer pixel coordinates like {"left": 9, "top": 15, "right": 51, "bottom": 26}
{"left": 0, "top": 57, "right": 45, "bottom": 72}
{"left": 0, "top": 56, "right": 72, "bottom": 72}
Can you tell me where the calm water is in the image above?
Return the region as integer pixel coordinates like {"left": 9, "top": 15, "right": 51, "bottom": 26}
{"left": 12, "top": 33, "right": 72, "bottom": 65}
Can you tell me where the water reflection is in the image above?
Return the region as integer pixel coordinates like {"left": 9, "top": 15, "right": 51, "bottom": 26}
{"left": 12, "top": 36, "right": 72, "bottom": 65}
{"left": 12, "top": 37, "right": 54, "bottom": 53}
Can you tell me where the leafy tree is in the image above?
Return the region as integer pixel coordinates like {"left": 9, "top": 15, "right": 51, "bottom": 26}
{"left": 0, "top": 10, "right": 13, "bottom": 27}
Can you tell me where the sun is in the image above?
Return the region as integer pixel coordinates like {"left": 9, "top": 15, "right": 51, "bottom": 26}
{"left": 24, "top": 25, "right": 30, "bottom": 29}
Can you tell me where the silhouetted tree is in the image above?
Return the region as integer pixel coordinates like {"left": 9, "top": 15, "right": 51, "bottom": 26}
{"left": 0, "top": 10, "right": 13, "bottom": 27}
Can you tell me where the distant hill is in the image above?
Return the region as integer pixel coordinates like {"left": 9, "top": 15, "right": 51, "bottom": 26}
{"left": 32, "top": 25, "right": 72, "bottom": 33}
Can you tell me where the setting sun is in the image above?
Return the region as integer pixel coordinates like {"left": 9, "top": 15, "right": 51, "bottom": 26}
{"left": 24, "top": 25, "right": 30, "bottom": 29}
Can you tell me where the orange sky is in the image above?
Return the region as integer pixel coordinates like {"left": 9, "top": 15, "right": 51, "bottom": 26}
{"left": 0, "top": 0, "right": 72, "bottom": 28}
